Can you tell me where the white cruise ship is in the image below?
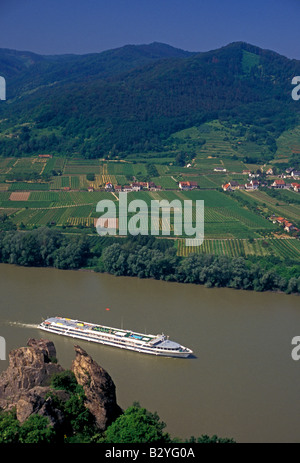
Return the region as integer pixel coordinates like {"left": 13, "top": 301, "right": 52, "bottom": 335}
{"left": 39, "top": 317, "right": 193, "bottom": 358}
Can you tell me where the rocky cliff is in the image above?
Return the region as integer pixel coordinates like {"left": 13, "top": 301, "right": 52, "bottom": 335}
{"left": 72, "top": 345, "right": 122, "bottom": 430}
{"left": 0, "top": 338, "right": 122, "bottom": 431}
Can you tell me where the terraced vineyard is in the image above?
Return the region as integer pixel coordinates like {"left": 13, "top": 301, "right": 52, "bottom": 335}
{"left": 276, "top": 123, "right": 300, "bottom": 159}
{"left": 239, "top": 190, "right": 300, "bottom": 225}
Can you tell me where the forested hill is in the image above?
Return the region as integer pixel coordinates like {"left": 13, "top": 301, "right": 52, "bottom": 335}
{"left": 0, "top": 41, "right": 300, "bottom": 158}
{"left": 0, "top": 42, "right": 194, "bottom": 96}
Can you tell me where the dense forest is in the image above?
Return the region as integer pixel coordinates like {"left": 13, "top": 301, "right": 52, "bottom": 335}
{"left": 0, "top": 218, "right": 299, "bottom": 294}
{"left": 0, "top": 42, "right": 300, "bottom": 158}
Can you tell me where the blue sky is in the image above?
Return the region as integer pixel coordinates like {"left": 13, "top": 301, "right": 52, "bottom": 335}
{"left": 0, "top": 0, "right": 300, "bottom": 58}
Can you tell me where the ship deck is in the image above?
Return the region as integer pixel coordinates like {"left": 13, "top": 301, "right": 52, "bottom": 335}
{"left": 44, "top": 317, "right": 157, "bottom": 343}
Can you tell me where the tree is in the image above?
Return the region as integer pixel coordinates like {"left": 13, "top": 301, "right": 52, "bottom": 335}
{"left": 175, "top": 152, "right": 186, "bottom": 167}
{"left": 19, "top": 415, "right": 56, "bottom": 444}
{"left": 0, "top": 410, "right": 20, "bottom": 443}
{"left": 101, "top": 402, "right": 171, "bottom": 443}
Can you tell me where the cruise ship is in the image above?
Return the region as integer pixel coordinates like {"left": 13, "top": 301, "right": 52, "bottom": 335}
{"left": 39, "top": 317, "right": 193, "bottom": 358}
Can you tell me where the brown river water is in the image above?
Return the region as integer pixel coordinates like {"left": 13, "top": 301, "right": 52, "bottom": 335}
{"left": 0, "top": 263, "right": 299, "bottom": 442}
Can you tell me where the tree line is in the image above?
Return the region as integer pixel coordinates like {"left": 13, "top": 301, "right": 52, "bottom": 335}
{"left": 0, "top": 223, "right": 299, "bottom": 293}
{"left": 0, "top": 225, "right": 89, "bottom": 270}
{"left": 100, "top": 239, "right": 300, "bottom": 294}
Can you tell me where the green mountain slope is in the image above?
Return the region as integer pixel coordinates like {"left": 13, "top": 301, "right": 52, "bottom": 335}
{"left": 0, "top": 42, "right": 194, "bottom": 97}
{"left": 0, "top": 41, "right": 299, "bottom": 159}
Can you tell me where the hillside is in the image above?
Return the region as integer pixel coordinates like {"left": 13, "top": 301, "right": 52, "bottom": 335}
{"left": 0, "top": 41, "right": 299, "bottom": 159}
{"left": 0, "top": 42, "right": 194, "bottom": 97}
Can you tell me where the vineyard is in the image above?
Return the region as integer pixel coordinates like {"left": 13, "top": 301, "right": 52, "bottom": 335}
{"left": 239, "top": 190, "right": 300, "bottom": 225}
{"left": 0, "top": 153, "right": 298, "bottom": 264}
{"left": 177, "top": 238, "right": 300, "bottom": 259}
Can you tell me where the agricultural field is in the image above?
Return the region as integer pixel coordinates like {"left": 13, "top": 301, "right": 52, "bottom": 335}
{"left": 170, "top": 119, "right": 278, "bottom": 170}
{"left": 7, "top": 157, "right": 48, "bottom": 177}
{"left": 0, "top": 153, "right": 298, "bottom": 264}
{"left": 275, "top": 123, "right": 300, "bottom": 160}
{"left": 177, "top": 237, "right": 300, "bottom": 259}
{"left": 98, "top": 189, "right": 278, "bottom": 239}
{"left": 8, "top": 182, "right": 50, "bottom": 191}
{"left": 63, "top": 159, "right": 102, "bottom": 175}
{"left": 238, "top": 190, "right": 300, "bottom": 226}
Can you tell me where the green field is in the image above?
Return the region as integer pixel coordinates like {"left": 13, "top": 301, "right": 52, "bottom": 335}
{"left": 238, "top": 190, "right": 300, "bottom": 226}
{"left": 177, "top": 237, "right": 300, "bottom": 259}
{"left": 0, "top": 148, "right": 298, "bottom": 263}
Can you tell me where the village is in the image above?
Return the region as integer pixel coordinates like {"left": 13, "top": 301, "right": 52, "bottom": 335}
{"left": 221, "top": 167, "right": 300, "bottom": 235}
{"left": 88, "top": 165, "right": 300, "bottom": 236}
{"left": 222, "top": 167, "right": 300, "bottom": 192}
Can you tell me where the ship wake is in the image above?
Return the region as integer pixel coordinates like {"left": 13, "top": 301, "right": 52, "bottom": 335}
{"left": 3, "top": 321, "right": 39, "bottom": 330}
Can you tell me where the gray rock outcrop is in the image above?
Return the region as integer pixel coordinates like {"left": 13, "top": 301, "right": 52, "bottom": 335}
{"left": 0, "top": 338, "right": 122, "bottom": 431}
{"left": 72, "top": 344, "right": 122, "bottom": 430}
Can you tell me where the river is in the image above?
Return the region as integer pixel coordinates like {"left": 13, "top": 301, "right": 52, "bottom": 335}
{"left": 0, "top": 263, "right": 299, "bottom": 442}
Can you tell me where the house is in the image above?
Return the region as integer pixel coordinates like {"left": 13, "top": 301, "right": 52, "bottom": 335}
{"left": 114, "top": 185, "right": 122, "bottom": 193}
{"left": 139, "top": 182, "right": 148, "bottom": 189}
{"left": 291, "top": 171, "right": 300, "bottom": 178}
{"left": 122, "top": 185, "right": 132, "bottom": 192}
{"left": 222, "top": 183, "right": 231, "bottom": 191}
{"left": 88, "top": 187, "right": 94, "bottom": 192}
{"left": 38, "top": 154, "right": 53, "bottom": 158}
{"left": 186, "top": 163, "right": 192, "bottom": 168}
{"left": 250, "top": 180, "right": 259, "bottom": 189}
{"left": 243, "top": 170, "right": 251, "bottom": 175}
{"left": 293, "top": 183, "right": 300, "bottom": 192}
{"left": 149, "top": 184, "right": 162, "bottom": 191}
{"left": 276, "top": 217, "right": 286, "bottom": 225}
{"left": 229, "top": 181, "right": 239, "bottom": 190}
{"left": 266, "top": 168, "right": 273, "bottom": 175}
{"left": 179, "top": 181, "right": 197, "bottom": 190}
{"left": 147, "top": 182, "right": 156, "bottom": 189}
{"left": 179, "top": 181, "right": 191, "bottom": 190}
{"left": 284, "top": 222, "right": 295, "bottom": 232}
{"left": 272, "top": 179, "right": 285, "bottom": 188}
{"left": 286, "top": 167, "right": 295, "bottom": 174}
{"left": 131, "top": 182, "right": 141, "bottom": 191}
{"left": 105, "top": 182, "right": 113, "bottom": 190}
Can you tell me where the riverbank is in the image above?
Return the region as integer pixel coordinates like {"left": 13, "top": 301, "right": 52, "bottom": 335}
{"left": 0, "top": 225, "right": 299, "bottom": 294}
